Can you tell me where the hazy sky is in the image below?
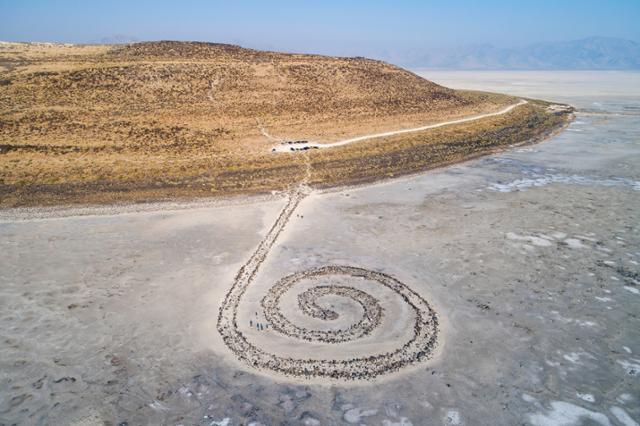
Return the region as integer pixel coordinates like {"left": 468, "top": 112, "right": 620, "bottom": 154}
{"left": 1, "top": 0, "right": 639, "bottom": 54}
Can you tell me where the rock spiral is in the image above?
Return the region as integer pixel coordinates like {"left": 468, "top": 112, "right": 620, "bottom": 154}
{"left": 217, "top": 187, "right": 439, "bottom": 380}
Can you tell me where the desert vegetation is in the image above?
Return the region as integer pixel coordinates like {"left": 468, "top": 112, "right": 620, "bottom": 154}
{"left": 0, "top": 41, "right": 571, "bottom": 206}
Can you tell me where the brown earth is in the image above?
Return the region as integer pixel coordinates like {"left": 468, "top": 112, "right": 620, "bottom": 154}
{"left": 0, "top": 41, "right": 572, "bottom": 207}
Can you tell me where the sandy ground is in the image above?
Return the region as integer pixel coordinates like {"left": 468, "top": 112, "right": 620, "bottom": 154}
{"left": 1, "top": 72, "right": 639, "bottom": 425}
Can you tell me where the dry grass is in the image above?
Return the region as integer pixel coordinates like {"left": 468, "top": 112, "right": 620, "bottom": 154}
{"left": 0, "top": 41, "right": 571, "bottom": 207}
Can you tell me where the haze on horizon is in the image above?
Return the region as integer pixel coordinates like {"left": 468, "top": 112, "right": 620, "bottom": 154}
{"left": 0, "top": 0, "right": 640, "bottom": 70}
{"left": 1, "top": 0, "right": 639, "bottom": 53}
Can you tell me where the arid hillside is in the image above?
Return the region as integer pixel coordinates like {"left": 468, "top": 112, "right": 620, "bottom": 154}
{"left": 0, "top": 41, "right": 570, "bottom": 206}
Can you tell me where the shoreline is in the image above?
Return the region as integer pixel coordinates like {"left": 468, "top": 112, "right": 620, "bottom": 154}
{"left": 315, "top": 107, "right": 574, "bottom": 196}
{"left": 0, "top": 108, "right": 573, "bottom": 222}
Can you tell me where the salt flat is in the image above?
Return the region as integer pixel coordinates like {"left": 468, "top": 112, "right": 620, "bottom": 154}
{"left": 1, "top": 72, "right": 639, "bottom": 425}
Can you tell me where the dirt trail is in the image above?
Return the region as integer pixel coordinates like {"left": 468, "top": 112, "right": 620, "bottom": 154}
{"left": 272, "top": 99, "right": 527, "bottom": 152}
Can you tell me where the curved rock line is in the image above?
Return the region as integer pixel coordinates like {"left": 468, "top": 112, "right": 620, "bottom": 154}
{"left": 263, "top": 272, "right": 385, "bottom": 344}
{"left": 217, "top": 156, "right": 439, "bottom": 380}
{"left": 272, "top": 99, "right": 527, "bottom": 152}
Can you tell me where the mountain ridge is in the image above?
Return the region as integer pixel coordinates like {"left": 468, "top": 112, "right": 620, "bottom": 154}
{"left": 396, "top": 37, "right": 640, "bottom": 70}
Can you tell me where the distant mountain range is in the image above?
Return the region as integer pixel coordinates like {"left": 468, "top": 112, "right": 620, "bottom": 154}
{"left": 388, "top": 37, "right": 640, "bottom": 70}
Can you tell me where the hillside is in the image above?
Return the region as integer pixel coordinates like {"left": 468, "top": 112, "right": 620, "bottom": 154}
{"left": 0, "top": 41, "right": 570, "bottom": 206}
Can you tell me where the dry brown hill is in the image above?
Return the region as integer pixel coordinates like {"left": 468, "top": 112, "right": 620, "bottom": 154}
{"left": 0, "top": 41, "right": 570, "bottom": 206}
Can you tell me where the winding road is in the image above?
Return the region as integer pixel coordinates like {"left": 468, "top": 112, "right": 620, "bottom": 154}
{"left": 272, "top": 99, "right": 527, "bottom": 152}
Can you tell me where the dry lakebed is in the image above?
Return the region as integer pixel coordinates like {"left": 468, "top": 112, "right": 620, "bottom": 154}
{"left": 1, "top": 71, "right": 639, "bottom": 425}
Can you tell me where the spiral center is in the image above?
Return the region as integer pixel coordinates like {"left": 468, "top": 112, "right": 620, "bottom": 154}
{"left": 263, "top": 279, "right": 384, "bottom": 343}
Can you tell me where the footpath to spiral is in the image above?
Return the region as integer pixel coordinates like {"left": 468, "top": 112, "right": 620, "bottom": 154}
{"left": 216, "top": 161, "right": 439, "bottom": 380}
